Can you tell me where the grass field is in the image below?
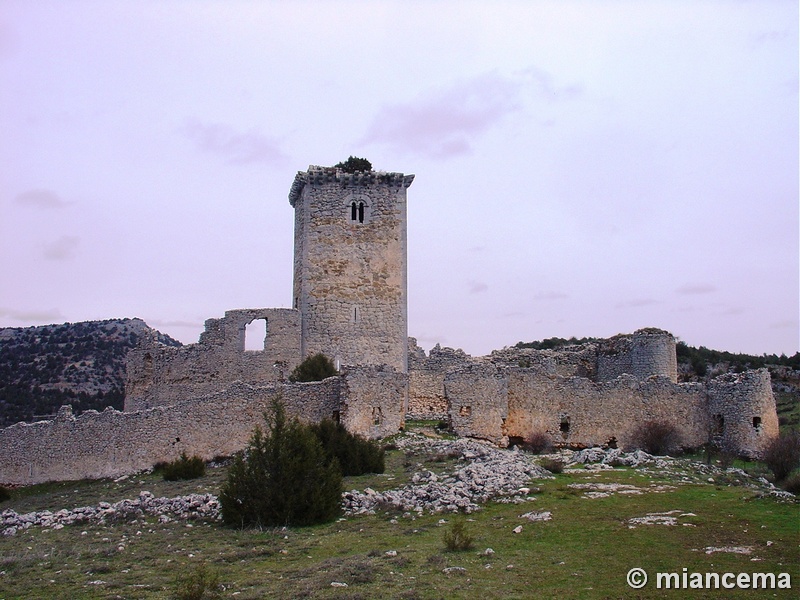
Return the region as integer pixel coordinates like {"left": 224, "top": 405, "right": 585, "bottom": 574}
{"left": 0, "top": 432, "right": 797, "bottom": 599}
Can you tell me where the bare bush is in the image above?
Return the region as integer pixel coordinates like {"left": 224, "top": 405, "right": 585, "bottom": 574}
{"left": 762, "top": 432, "right": 800, "bottom": 482}
{"left": 521, "top": 430, "right": 552, "bottom": 454}
{"left": 540, "top": 457, "right": 564, "bottom": 474}
{"left": 628, "top": 420, "right": 682, "bottom": 456}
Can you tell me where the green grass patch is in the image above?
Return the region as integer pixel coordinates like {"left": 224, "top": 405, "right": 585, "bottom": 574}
{"left": 0, "top": 444, "right": 797, "bottom": 599}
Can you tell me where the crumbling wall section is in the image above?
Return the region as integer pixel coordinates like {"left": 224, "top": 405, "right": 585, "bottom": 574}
{"left": 125, "top": 308, "right": 301, "bottom": 411}
{"left": 708, "top": 369, "right": 779, "bottom": 458}
{"left": 596, "top": 328, "right": 678, "bottom": 383}
{"left": 503, "top": 371, "right": 708, "bottom": 450}
{"left": 407, "top": 339, "right": 472, "bottom": 419}
{"left": 339, "top": 366, "right": 408, "bottom": 439}
{"left": 445, "top": 364, "right": 508, "bottom": 444}
{"left": 0, "top": 378, "right": 340, "bottom": 486}
{"left": 487, "top": 344, "right": 597, "bottom": 379}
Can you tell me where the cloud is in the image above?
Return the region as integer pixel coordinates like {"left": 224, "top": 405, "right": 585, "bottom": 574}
{"left": 521, "top": 66, "right": 583, "bottom": 101}
{"left": 42, "top": 235, "right": 80, "bottom": 260}
{"left": 180, "top": 119, "right": 288, "bottom": 166}
{"left": 362, "top": 73, "right": 522, "bottom": 158}
{"left": 14, "top": 189, "right": 70, "bottom": 209}
{"left": 0, "top": 307, "right": 63, "bottom": 323}
{"left": 468, "top": 280, "right": 489, "bottom": 294}
{"left": 676, "top": 283, "right": 717, "bottom": 295}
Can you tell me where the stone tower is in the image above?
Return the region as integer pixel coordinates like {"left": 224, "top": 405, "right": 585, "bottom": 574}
{"left": 289, "top": 165, "right": 414, "bottom": 373}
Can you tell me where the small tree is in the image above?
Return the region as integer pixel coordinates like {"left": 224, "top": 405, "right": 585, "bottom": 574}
{"left": 219, "top": 398, "right": 342, "bottom": 528}
{"left": 289, "top": 353, "right": 338, "bottom": 383}
{"left": 762, "top": 431, "right": 800, "bottom": 482}
{"left": 310, "top": 418, "right": 385, "bottom": 476}
{"left": 334, "top": 156, "right": 372, "bottom": 173}
{"left": 442, "top": 518, "right": 474, "bottom": 552}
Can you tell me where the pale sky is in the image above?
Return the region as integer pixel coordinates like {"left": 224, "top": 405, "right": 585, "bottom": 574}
{"left": 0, "top": 0, "right": 797, "bottom": 357}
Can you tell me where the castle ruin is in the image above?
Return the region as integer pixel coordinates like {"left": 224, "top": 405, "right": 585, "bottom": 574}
{"left": 0, "top": 165, "right": 779, "bottom": 485}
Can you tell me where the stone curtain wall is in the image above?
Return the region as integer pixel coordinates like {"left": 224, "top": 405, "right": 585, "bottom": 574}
{"left": 503, "top": 372, "right": 709, "bottom": 450}
{"left": 407, "top": 339, "right": 470, "bottom": 419}
{"left": 487, "top": 345, "right": 598, "bottom": 379}
{"left": 445, "top": 366, "right": 774, "bottom": 457}
{"left": 125, "top": 308, "right": 301, "bottom": 412}
{"left": 340, "top": 366, "right": 408, "bottom": 439}
{"left": 290, "top": 167, "right": 414, "bottom": 373}
{"left": 445, "top": 364, "right": 509, "bottom": 444}
{"left": 0, "top": 378, "right": 339, "bottom": 486}
{"left": 0, "top": 366, "right": 408, "bottom": 486}
{"left": 708, "top": 369, "right": 779, "bottom": 456}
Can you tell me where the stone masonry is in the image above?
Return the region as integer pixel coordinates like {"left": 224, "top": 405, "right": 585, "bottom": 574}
{"left": 409, "top": 329, "right": 779, "bottom": 457}
{"left": 0, "top": 164, "right": 782, "bottom": 485}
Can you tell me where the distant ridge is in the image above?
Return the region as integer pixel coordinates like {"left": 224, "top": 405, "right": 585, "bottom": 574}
{"left": 0, "top": 318, "right": 181, "bottom": 427}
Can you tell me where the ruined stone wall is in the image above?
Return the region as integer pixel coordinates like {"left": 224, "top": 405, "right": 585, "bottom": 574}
{"left": 487, "top": 344, "right": 597, "bottom": 379}
{"left": 0, "top": 378, "right": 339, "bottom": 486}
{"left": 596, "top": 328, "right": 678, "bottom": 383}
{"left": 502, "top": 371, "right": 708, "bottom": 450}
{"left": 444, "top": 364, "right": 508, "bottom": 444}
{"left": 407, "top": 339, "right": 471, "bottom": 419}
{"left": 444, "top": 363, "right": 774, "bottom": 457}
{"left": 290, "top": 167, "right": 414, "bottom": 373}
{"left": 339, "top": 366, "right": 408, "bottom": 439}
{"left": 708, "top": 369, "right": 779, "bottom": 458}
{"left": 125, "top": 308, "right": 301, "bottom": 412}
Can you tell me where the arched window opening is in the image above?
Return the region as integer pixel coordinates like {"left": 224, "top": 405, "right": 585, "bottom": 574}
{"left": 350, "top": 201, "right": 358, "bottom": 221}
{"left": 244, "top": 318, "right": 267, "bottom": 351}
{"left": 358, "top": 201, "right": 365, "bottom": 223}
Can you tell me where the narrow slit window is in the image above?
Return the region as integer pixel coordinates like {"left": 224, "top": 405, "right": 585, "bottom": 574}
{"left": 358, "top": 201, "right": 365, "bottom": 223}
{"left": 350, "top": 201, "right": 357, "bottom": 221}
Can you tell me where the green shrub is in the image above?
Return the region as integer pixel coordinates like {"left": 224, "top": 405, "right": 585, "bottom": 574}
{"left": 629, "top": 420, "right": 682, "bottom": 456}
{"left": 289, "top": 353, "right": 338, "bottom": 383}
{"left": 173, "top": 561, "right": 222, "bottom": 600}
{"left": 442, "top": 518, "right": 474, "bottom": 552}
{"left": 334, "top": 156, "right": 372, "bottom": 173}
{"left": 219, "top": 398, "right": 342, "bottom": 528}
{"left": 160, "top": 452, "right": 206, "bottom": 481}
{"left": 0, "top": 486, "right": 10, "bottom": 502}
{"left": 762, "top": 431, "right": 800, "bottom": 482}
{"left": 310, "top": 418, "right": 385, "bottom": 476}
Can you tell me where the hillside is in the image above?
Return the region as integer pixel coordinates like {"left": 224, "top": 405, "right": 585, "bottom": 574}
{"left": 0, "top": 319, "right": 181, "bottom": 427}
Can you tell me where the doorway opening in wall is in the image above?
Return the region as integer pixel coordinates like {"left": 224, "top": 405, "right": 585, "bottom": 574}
{"left": 245, "top": 318, "right": 267, "bottom": 351}
{"left": 560, "top": 416, "right": 570, "bottom": 439}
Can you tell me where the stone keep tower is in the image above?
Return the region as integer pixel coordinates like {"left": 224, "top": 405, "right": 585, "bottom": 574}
{"left": 289, "top": 165, "right": 414, "bottom": 373}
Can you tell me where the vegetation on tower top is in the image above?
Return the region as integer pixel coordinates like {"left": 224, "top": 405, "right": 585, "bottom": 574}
{"left": 334, "top": 156, "right": 372, "bottom": 173}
